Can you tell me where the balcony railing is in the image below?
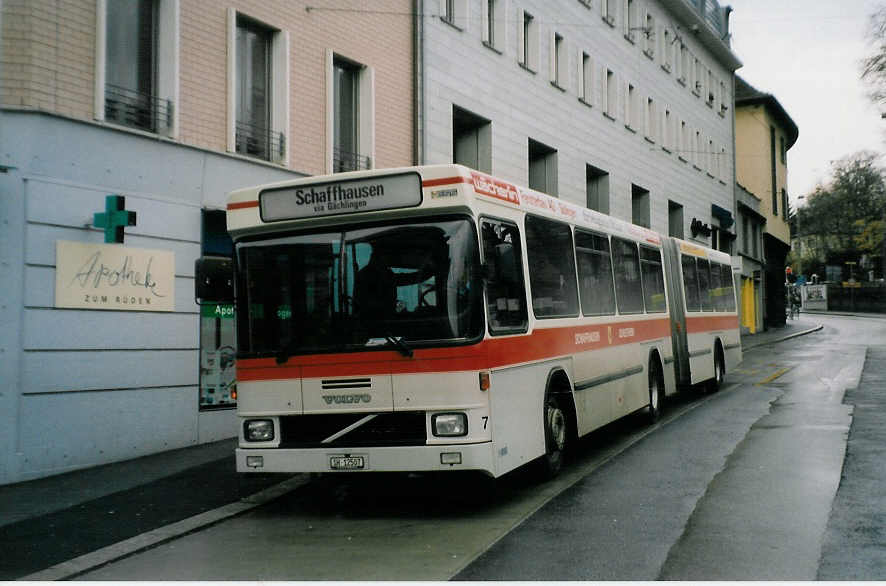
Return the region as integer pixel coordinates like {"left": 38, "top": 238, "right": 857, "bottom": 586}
{"left": 333, "top": 147, "right": 371, "bottom": 173}
{"left": 235, "top": 121, "right": 285, "bottom": 163}
{"left": 105, "top": 84, "right": 172, "bottom": 134}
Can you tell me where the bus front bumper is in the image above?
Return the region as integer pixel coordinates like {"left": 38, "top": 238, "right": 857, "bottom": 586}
{"left": 236, "top": 442, "right": 497, "bottom": 476}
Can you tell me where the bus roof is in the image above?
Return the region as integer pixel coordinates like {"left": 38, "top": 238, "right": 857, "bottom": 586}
{"left": 226, "top": 164, "right": 676, "bottom": 249}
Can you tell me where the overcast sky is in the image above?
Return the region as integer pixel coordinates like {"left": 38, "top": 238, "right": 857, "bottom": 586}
{"left": 729, "top": 0, "right": 884, "bottom": 205}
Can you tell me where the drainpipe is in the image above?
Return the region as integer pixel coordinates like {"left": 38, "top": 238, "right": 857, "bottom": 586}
{"left": 413, "top": 0, "right": 425, "bottom": 165}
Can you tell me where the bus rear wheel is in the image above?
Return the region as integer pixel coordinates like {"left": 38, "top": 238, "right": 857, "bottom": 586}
{"left": 539, "top": 394, "right": 568, "bottom": 479}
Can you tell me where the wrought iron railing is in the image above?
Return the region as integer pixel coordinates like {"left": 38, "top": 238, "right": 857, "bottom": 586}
{"left": 333, "top": 147, "right": 371, "bottom": 173}
{"left": 105, "top": 84, "right": 172, "bottom": 133}
{"left": 235, "top": 121, "right": 285, "bottom": 162}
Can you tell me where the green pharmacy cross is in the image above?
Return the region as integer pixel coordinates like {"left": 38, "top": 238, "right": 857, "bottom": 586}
{"left": 94, "top": 195, "right": 137, "bottom": 243}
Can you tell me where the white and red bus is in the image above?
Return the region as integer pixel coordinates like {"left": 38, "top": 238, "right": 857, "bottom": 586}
{"left": 209, "top": 164, "right": 740, "bottom": 478}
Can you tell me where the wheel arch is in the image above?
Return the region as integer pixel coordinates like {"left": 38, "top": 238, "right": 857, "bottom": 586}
{"left": 545, "top": 367, "right": 578, "bottom": 443}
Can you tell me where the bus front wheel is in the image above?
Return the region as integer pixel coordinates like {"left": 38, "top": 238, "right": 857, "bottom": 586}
{"left": 539, "top": 394, "right": 568, "bottom": 479}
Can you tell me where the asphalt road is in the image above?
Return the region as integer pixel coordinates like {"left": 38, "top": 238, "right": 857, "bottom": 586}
{"left": 72, "top": 314, "right": 885, "bottom": 581}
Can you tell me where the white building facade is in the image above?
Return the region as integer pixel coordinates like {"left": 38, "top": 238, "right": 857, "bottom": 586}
{"left": 0, "top": 0, "right": 414, "bottom": 485}
{"left": 418, "top": 0, "right": 741, "bottom": 245}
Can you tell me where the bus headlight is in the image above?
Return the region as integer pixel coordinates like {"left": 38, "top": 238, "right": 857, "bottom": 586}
{"left": 432, "top": 413, "right": 468, "bottom": 437}
{"left": 244, "top": 419, "right": 274, "bottom": 442}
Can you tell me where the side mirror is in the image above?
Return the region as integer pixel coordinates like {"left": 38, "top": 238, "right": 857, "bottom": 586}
{"left": 195, "top": 256, "right": 234, "bottom": 303}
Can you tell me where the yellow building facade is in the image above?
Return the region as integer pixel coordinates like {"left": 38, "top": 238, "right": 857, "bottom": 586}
{"left": 734, "top": 77, "right": 798, "bottom": 328}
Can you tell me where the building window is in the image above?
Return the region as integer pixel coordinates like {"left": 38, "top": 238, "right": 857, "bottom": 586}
{"left": 586, "top": 164, "right": 610, "bottom": 213}
{"left": 101, "top": 0, "right": 177, "bottom": 135}
{"left": 693, "top": 57, "right": 703, "bottom": 96}
{"left": 631, "top": 183, "right": 650, "bottom": 228}
{"left": 453, "top": 106, "right": 491, "bottom": 173}
{"left": 782, "top": 188, "right": 789, "bottom": 220}
{"left": 752, "top": 222, "right": 760, "bottom": 258}
{"left": 780, "top": 136, "right": 787, "bottom": 164}
{"left": 679, "top": 120, "right": 689, "bottom": 162}
{"left": 332, "top": 58, "right": 365, "bottom": 171}
{"left": 604, "top": 68, "right": 617, "bottom": 119}
{"left": 601, "top": 0, "right": 615, "bottom": 26}
{"left": 551, "top": 33, "right": 566, "bottom": 88}
{"left": 580, "top": 52, "right": 594, "bottom": 105}
{"left": 720, "top": 146, "right": 728, "bottom": 182}
{"left": 661, "top": 27, "right": 672, "bottom": 72}
{"left": 626, "top": 83, "right": 637, "bottom": 130}
{"left": 623, "top": 0, "right": 637, "bottom": 42}
{"left": 645, "top": 97, "right": 656, "bottom": 142}
{"left": 235, "top": 18, "right": 273, "bottom": 160}
{"left": 227, "top": 10, "right": 289, "bottom": 164}
{"left": 643, "top": 11, "right": 656, "bottom": 59}
{"left": 528, "top": 138, "right": 558, "bottom": 195}
{"left": 482, "top": 0, "right": 504, "bottom": 50}
{"left": 325, "top": 53, "right": 375, "bottom": 173}
{"left": 441, "top": 0, "right": 467, "bottom": 28}
{"left": 679, "top": 44, "right": 690, "bottom": 85}
{"left": 668, "top": 201, "right": 684, "bottom": 238}
{"left": 708, "top": 138, "right": 715, "bottom": 176}
{"left": 719, "top": 79, "right": 728, "bottom": 115}
{"left": 519, "top": 10, "right": 538, "bottom": 71}
{"left": 694, "top": 129, "right": 702, "bottom": 169}
{"left": 662, "top": 107, "right": 672, "bottom": 151}
{"left": 707, "top": 69, "right": 717, "bottom": 108}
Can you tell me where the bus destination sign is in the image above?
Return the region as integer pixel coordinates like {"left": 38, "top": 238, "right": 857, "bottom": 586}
{"left": 260, "top": 172, "right": 422, "bottom": 221}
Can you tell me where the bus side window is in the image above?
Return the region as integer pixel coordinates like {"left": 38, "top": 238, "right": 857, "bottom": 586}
{"left": 481, "top": 219, "right": 528, "bottom": 333}
{"left": 575, "top": 229, "right": 616, "bottom": 316}
{"left": 525, "top": 215, "right": 579, "bottom": 318}
{"left": 697, "top": 259, "right": 713, "bottom": 311}
{"left": 681, "top": 255, "right": 700, "bottom": 312}
{"left": 710, "top": 261, "right": 724, "bottom": 311}
{"left": 640, "top": 246, "right": 667, "bottom": 313}
{"left": 720, "top": 264, "right": 736, "bottom": 312}
{"left": 612, "top": 237, "right": 644, "bottom": 314}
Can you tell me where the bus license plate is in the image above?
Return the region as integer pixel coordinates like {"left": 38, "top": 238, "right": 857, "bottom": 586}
{"left": 329, "top": 455, "right": 365, "bottom": 470}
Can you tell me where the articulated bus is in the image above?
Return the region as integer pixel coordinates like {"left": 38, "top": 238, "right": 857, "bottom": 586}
{"left": 208, "top": 164, "right": 740, "bottom": 479}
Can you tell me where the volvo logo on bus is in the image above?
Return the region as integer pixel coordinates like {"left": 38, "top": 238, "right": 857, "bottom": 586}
{"left": 323, "top": 394, "right": 372, "bottom": 405}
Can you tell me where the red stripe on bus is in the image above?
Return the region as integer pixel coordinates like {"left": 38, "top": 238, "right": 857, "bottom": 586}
{"left": 228, "top": 201, "right": 259, "bottom": 210}
{"left": 421, "top": 176, "right": 470, "bottom": 187}
{"left": 235, "top": 318, "right": 674, "bottom": 381}
{"left": 685, "top": 314, "right": 739, "bottom": 333}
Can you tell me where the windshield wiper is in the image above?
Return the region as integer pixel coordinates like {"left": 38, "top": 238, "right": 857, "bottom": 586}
{"left": 385, "top": 334, "right": 413, "bottom": 358}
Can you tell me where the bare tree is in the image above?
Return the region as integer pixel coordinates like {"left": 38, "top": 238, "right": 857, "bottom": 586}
{"left": 862, "top": 5, "right": 886, "bottom": 108}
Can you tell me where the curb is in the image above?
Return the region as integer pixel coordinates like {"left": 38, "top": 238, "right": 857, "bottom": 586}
{"left": 742, "top": 324, "right": 823, "bottom": 351}
{"left": 21, "top": 475, "right": 308, "bottom": 581}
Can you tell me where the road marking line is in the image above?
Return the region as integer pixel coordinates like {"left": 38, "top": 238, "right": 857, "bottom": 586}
{"left": 756, "top": 367, "right": 792, "bottom": 386}
{"left": 21, "top": 476, "right": 309, "bottom": 581}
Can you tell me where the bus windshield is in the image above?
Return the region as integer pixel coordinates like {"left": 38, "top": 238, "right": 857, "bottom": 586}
{"left": 235, "top": 217, "right": 483, "bottom": 357}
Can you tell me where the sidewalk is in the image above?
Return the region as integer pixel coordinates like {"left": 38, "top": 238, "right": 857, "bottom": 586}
{"left": 1, "top": 317, "right": 828, "bottom": 580}
{"left": 0, "top": 439, "right": 297, "bottom": 580}
{"left": 740, "top": 316, "right": 823, "bottom": 351}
